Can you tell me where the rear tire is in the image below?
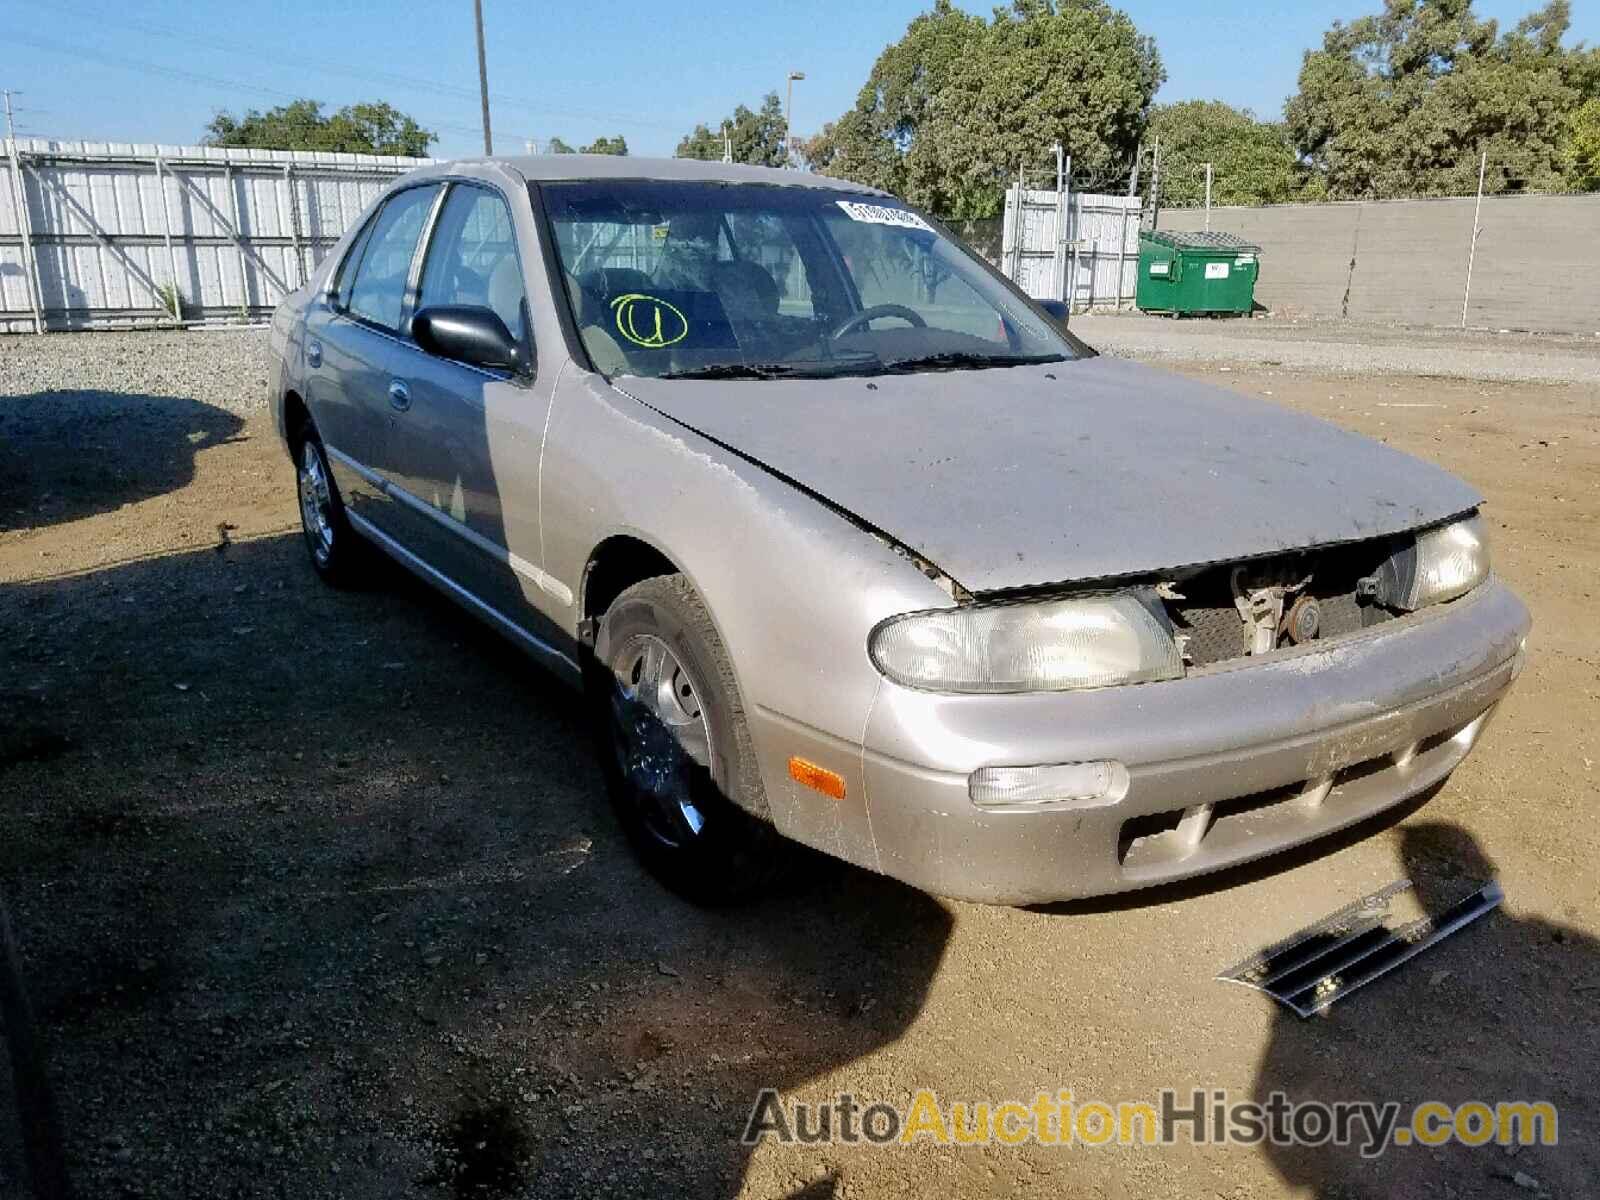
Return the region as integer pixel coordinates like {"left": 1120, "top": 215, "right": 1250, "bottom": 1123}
{"left": 295, "top": 431, "right": 361, "bottom": 586}
{"left": 591, "top": 574, "right": 795, "bottom": 904}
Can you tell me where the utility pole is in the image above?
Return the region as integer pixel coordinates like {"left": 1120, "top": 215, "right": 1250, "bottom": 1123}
{"left": 1053, "top": 144, "right": 1073, "bottom": 309}
{"left": 1115, "top": 144, "right": 1141, "bottom": 310}
{"left": 1461, "top": 149, "right": 1487, "bottom": 328}
{"left": 3, "top": 88, "right": 45, "bottom": 334}
{"left": 473, "top": 0, "right": 493, "bottom": 154}
{"left": 783, "top": 70, "right": 805, "bottom": 167}
{"left": 1148, "top": 136, "right": 1163, "bottom": 230}
{"left": 1007, "top": 161, "right": 1026, "bottom": 282}
{"left": 1203, "top": 162, "right": 1214, "bottom": 231}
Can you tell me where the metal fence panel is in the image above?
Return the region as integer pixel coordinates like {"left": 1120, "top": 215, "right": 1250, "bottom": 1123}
{"left": 0, "top": 138, "right": 430, "bottom": 332}
{"left": 1073, "top": 195, "right": 1142, "bottom": 310}
{"left": 997, "top": 186, "right": 1141, "bottom": 308}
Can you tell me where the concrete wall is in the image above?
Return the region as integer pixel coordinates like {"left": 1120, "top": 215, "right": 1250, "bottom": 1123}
{"left": 1158, "top": 193, "right": 1600, "bottom": 335}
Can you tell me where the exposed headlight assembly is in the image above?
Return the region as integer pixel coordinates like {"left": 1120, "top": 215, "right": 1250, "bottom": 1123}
{"left": 869, "top": 590, "right": 1182, "bottom": 693}
{"left": 1367, "top": 513, "right": 1490, "bottom": 612}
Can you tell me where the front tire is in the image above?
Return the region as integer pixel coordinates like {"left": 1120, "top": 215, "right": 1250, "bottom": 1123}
{"left": 591, "top": 574, "right": 795, "bottom": 903}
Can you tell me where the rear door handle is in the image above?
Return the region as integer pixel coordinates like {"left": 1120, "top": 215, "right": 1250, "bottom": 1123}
{"left": 388, "top": 379, "right": 411, "bottom": 412}
{"left": 306, "top": 339, "right": 322, "bottom": 369}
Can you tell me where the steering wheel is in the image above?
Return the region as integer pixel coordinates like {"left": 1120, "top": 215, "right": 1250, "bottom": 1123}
{"left": 830, "top": 303, "right": 927, "bottom": 340}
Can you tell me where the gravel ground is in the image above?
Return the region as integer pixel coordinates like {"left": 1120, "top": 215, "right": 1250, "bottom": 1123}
{"left": 2, "top": 316, "right": 1594, "bottom": 408}
{"left": 1075, "top": 312, "right": 1600, "bottom": 385}
{"left": 2, "top": 329, "right": 1598, "bottom": 1199}
{"left": 0, "top": 329, "right": 272, "bottom": 416}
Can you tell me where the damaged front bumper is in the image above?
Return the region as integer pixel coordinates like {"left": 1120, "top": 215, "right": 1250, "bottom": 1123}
{"left": 854, "top": 579, "right": 1529, "bottom": 905}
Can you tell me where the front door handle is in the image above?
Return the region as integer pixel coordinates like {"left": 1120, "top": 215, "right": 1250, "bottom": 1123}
{"left": 388, "top": 379, "right": 411, "bottom": 412}
{"left": 306, "top": 339, "right": 322, "bottom": 369}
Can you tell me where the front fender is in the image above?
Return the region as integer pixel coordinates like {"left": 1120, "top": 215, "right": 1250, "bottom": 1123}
{"left": 540, "top": 370, "right": 953, "bottom": 871}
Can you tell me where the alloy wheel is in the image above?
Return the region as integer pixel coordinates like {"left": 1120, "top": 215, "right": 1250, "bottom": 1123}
{"left": 297, "top": 441, "right": 335, "bottom": 566}
{"left": 605, "top": 632, "right": 713, "bottom": 849}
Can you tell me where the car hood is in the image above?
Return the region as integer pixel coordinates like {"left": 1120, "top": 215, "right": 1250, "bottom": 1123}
{"left": 615, "top": 356, "right": 1481, "bottom": 594}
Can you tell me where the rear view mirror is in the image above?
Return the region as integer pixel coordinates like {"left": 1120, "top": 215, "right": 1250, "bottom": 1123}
{"left": 412, "top": 306, "right": 523, "bottom": 372}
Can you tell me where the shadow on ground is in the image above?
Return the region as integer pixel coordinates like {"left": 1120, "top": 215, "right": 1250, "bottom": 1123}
{"left": 0, "top": 391, "right": 245, "bottom": 533}
{"left": 0, "top": 533, "right": 952, "bottom": 1199}
{"left": 1250, "top": 821, "right": 1597, "bottom": 1198}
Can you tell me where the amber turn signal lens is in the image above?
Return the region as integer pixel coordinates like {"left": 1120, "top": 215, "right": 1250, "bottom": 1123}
{"left": 788, "top": 756, "right": 846, "bottom": 800}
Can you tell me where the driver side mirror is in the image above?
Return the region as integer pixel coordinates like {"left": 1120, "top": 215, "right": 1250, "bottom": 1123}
{"left": 413, "top": 305, "right": 525, "bottom": 373}
{"left": 1036, "top": 299, "right": 1071, "bottom": 328}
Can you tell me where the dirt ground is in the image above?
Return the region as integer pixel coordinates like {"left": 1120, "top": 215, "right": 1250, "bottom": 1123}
{"left": 1, "top": 337, "right": 1597, "bottom": 1199}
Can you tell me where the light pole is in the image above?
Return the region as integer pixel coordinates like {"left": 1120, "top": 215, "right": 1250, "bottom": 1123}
{"left": 784, "top": 70, "right": 805, "bottom": 167}
{"left": 473, "top": 0, "right": 493, "bottom": 154}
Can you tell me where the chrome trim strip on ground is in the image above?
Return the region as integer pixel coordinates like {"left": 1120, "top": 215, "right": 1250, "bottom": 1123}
{"left": 324, "top": 445, "right": 574, "bottom": 606}
{"left": 346, "top": 509, "right": 581, "bottom": 685}
{"left": 1217, "top": 877, "right": 1504, "bottom": 1017}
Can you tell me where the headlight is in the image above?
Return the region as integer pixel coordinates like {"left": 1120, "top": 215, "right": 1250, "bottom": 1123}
{"left": 869, "top": 590, "right": 1182, "bottom": 693}
{"left": 1369, "top": 514, "right": 1490, "bottom": 612}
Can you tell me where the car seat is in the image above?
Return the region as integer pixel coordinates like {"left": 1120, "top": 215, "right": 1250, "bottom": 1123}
{"left": 709, "top": 260, "right": 779, "bottom": 321}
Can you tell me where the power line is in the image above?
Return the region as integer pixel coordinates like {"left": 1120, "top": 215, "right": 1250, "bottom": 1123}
{"left": 35, "top": 1, "right": 684, "bottom": 133}
{"left": 1, "top": 29, "right": 538, "bottom": 147}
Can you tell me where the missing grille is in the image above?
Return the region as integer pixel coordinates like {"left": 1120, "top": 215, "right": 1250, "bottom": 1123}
{"left": 1166, "top": 541, "right": 1396, "bottom": 668}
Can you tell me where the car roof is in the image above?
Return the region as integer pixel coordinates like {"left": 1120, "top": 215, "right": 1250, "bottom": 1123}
{"left": 426, "top": 153, "right": 891, "bottom": 195}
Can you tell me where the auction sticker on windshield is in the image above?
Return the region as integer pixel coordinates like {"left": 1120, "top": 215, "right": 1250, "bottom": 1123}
{"left": 837, "top": 200, "right": 933, "bottom": 232}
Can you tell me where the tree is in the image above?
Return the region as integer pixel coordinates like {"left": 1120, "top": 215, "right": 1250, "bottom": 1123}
{"left": 581, "top": 135, "right": 629, "bottom": 155}
{"left": 809, "top": 0, "right": 1162, "bottom": 218}
{"left": 676, "top": 93, "right": 788, "bottom": 167}
{"left": 923, "top": 0, "right": 1163, "bottom": 215}
{"left": 1146, "top": 102, "right": 1306, "bottom": 206}
{"left": 1563, "top": 96, "right": 1600, "bottom": 187}
{"left": 805, "top": 2, "right": 988, "bottom": 203}
{"left": 675, "top": 122, "right": 725, "bottom": 162}
{"left": 204, "top": 99, "right": 434, "bottom": 157}
{"left": 546, "top": 135, "right": 626, "bottom": 155}
{"left": 793, "top": 121, "right": 839, "bottom": 173}
{"left": 1285, "top": 0, "right": 1586, "bottom": 198}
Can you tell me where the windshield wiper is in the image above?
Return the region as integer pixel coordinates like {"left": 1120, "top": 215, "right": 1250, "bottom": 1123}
{"left": 656, "top": 351, "right": 1058, "bottom": 382}
{"left": 872, "top": 351, "right": 1068, "bottom": 375}
{"left": 659, "top": 362, "right": 810, "bottom": 380}
{"left": 659, "top": 359, "right": 877, "bottom": 381}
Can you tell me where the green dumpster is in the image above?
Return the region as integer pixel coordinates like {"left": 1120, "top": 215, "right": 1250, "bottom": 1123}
{"left": 1135, "top": 230, "right": 1261, "bottom": 316}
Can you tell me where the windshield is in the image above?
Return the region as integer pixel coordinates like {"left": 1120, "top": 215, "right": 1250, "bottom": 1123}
{"left": 538, "top": 180, "right": 1085, "bottom": 380}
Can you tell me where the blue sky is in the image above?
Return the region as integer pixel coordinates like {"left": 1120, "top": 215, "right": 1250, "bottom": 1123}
{"left": 3, "top": 0, "right": 1594, "bottom": 157}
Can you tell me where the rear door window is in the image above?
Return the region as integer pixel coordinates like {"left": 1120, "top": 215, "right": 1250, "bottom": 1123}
{"left": 331, "top": 215, "right": 377, "bottom": 310}
{"left": 344, "top": 184, "right": 441, "bottom": 331}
